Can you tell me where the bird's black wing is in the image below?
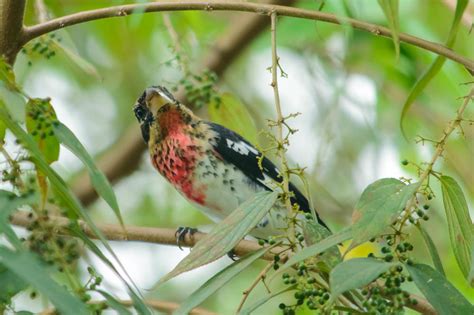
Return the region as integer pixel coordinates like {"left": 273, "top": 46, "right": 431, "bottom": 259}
{"left": 206, "top": 122, "right": 328, "bottom": 229}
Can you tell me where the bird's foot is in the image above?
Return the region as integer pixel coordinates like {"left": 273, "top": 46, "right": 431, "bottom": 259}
{"left": 175, "top": 227, "right": 198, "bottom": 250}
{"left": 227, "top": 249, "right": 238, "bottom": 261}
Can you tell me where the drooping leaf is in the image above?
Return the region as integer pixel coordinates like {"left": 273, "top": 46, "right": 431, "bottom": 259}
{"left": 52, "top": 121, "right": 124, "bottom": 227}
{"left": 175, "top": 246, "right": 270, "bottom": 315}
{"left": 0, "top": 263, "right": 28, "bottom": 304}
{"left": 440, "top": 175, "right": 473, "bottom": 278}
{"left": 238, "top": 285, "right": 296, "bottom": 315}
{"left": 349, "top": 178, "right": 417, "bottom": 249}
{"left": 0, "top": 190, "right": 37, "bottom": 249}
{"left": 279, "top": 228, "right": 352, "bottom": 273}
{"left": 25, "top": 98, "right": 59, "bottom": 164}
{"left": 97, "top": 290, "right": 133, "bottom": 315}
{"left": 208, "top": 93, "right": 258, "bottom": 145}
{"left": 158, "top": 191, "right": 278, "bottom": 284}
{"left": 406, "top": 263, "right": 474, "bottom": 315}
{"left": 303, "top": 220, "right": 341, "bottom": 272}
{"left": 377, "top": 0, "right": 399, "bottom": 58}
{"left": 416, "top": 223, "right": 445, "bottom": 276}
{"left": 399, "top": 0, "right": 468, "bottom": 137}
{"left": 0, "top": 247, "right": 89, "bottom": 315}
{"left": 0, "top": 107, "right": 145, "bottom": 306}
{"left": 330, "top": 258, "right": 397, "bottom": 299}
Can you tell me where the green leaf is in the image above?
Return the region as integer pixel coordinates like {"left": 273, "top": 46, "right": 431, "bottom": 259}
{"left": 97, "top": 290, "right": 132, "bottom": 315}
{"left": 208, "top": 93, "right": 258, "bottom": 145}
{"left": 175, "top": 246, "right": 270, "bottom": 315}
{"left": 416, "top": 223, "right": 445, "bottom": 276}
{"left": 0, "top": 190, "right": 37, "bottom": 249}
{"left": 469, "top": 246, "right": 474, "bottom": 287}
{"left": 0, "top": 263, "right": 28, "bottom": 304}
{"left": 377, "top": 0, "right": 399, "bottom": 58}
{"left": 0, "top": 106, "right": 145, "bottom": 306}
{"left": 440, "top": 175, "right": 473, "bottom": 278}
{"left": 0, "top": 56, "right": 20, "bottom": 92}
{"left": 0, "top": 247, "right": 89, "bottom": 315}
{"left": 349, "top": 178, "right": 417, "bottom": 249}
{"left": 52, "top": 121, "right": 124, "bottom": 227}
{"left": 25, "top": 98, "right": 59, "bottom": 164}
{"left": 279, "top": 228, "right": 352, "bottom": 273}
{"left": 399, "top": 0, "right": 468, "bottom": 137}
{"left": 0, "top": 119, "right": 5, "bottom": 142}
{"left": 303, "top": 220, "right": 341, "bottom": 272}
{"left": 158, "top": 191, "right": 278, "bottom": 284}
{"left": 238, "top": 285, "right": 296, "bottom": 315}
{"left": 330, "top": 258, "right": 397, "bottom": 299}
{"left": 406, "top": 263, "right": 474, "bottom": 315}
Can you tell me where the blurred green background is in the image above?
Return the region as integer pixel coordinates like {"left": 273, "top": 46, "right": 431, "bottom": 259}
{"left": 10, "top": 0, "right": 473, "bottom": 313}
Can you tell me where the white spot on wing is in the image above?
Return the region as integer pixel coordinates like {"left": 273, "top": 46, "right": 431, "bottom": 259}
{"left": 226, "top": 139, "right": 258, "bottom": 156}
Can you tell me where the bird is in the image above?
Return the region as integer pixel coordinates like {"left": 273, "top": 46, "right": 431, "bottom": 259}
{"left": 133, "top": 86, "right": 328, "bottom": 242}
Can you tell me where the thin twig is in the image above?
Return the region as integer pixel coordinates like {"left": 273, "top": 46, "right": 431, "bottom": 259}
{"left": 236, "top": 261, "right": 273, "bottom": 313}
{"left": 400, "top": 87, "right": 474, "bottom": 225}
{"left": 21, "top": 1, "right": 474, "bottom": 72}
{"left": 270, "top": 11, "right": 295, "bottom": 244}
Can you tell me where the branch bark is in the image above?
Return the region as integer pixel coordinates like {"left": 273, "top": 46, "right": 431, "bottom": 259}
{"left": 0, "top": 0, "right": 26, "bottom": 64}
{"left": 69, "top": 0, "right": 296, "bottom": 206}
{"left": 21, "top": 1, "right": 474, "bottom": 72}
{"left": 10, "top": 210, "right": 436, "bottom": 315}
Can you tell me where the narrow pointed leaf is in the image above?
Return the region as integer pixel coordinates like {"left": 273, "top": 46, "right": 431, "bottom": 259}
{"left": 97, "top": 290, "right": 133, "bottom": 315}
{"left": 440, "top": 175, "right": 472, "bottom": 278}
{"left": 238, "top": 285, "right": 296, "bottom": 315}
{"left": 175, "top": 246, "right": 270, "bottom": 315}
{"left": 377, "top": 0, "right": 399, "bottom": 58}
{"left": 303, "top": 220, "right": 341, "bottom": 271}
{"left": 279, "top": 228, "right": 352, "bottom": 273}
{"left": 158, "top": 191, "right": 278, "bottom": 284}
{"left": 400, "top": 0, "right": 468, "bottom": 137}
{"left": 406, "top": 263, "right": 474, "bottom": 315}
{"left": 0, "top": 263, "right": 28, "bottom": 304}
{"left": 0, "top": 247, "right": 89, "bottom": 315}
{"left": 350, "top": 178, "right": 417, "bottom": 249}
{"left": 208, "top": 93, "right": 258, "bottom": 145}
{"left": 53, "top": 121, "right": 123, "bottom": 227}
{"left": 330, "top": 258, "right": 397, "bottom": 298}
{"left": 416, "top": 223, "right": 445, "bottom": 276}
{"left": 0, "top": 119, "right": 5, "bottom": 142}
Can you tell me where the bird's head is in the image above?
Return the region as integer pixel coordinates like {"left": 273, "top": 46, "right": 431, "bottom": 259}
{"left": 134, "top": 86, "right": 194, "bottom": 143}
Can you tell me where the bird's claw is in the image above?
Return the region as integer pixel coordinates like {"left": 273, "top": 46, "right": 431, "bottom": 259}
{"left": 227, "top": 249, "right": 238, "bottom": 261}
{"left": 175, "top": 227, "right": 198, "bottom": 250}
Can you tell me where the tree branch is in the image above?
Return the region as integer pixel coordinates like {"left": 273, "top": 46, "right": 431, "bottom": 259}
{"left": 0, "top": 0, "right": 26, "bottom": 64}
{"left": 10, "top": 210, "right": 281, "bottom": 261}
{"left": 69, "top": 0, "right": 296, "bottom": 206}
{"left": 10, "top": 210, "right": 436, "bottom": 314}
{"left": 21, "top": 1, "right": 474, "bottom": 72}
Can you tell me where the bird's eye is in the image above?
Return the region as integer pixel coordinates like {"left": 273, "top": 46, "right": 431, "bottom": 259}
{"left": 134, "top": 106, "right": 147, "bottom": 122}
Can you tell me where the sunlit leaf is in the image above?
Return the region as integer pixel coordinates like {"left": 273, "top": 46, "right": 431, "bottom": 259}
{"left": 330, "top": 258, "right": 397, "bottom": 299}
{"left": 279, "top": 228, "right": 352, "bottom": 273}
{"left": 25, "top": 98, "right": 59, "bottom": 164}
{"left": 349, "top": 178, "right": 417, "bottom": 249}
{"left": 303, "top": 220, "right": 341, "bottom": 272}
{"left": 406, "top": 263, "right": 474, "bottom": 315}
{"left": 0, "top": 247, "right": 89, "bottom": 315}
{"left": 208, "top": 93, "right": 258, "bottom": 145}
{"left": 158, "top": 191, "right": 278, "bottom": 284}
{"left": 97, "top": 290, "right": 132, "bottom": 315}
{"left": 416, "top": 223, "right": 445, "bottom": 276}
{"left": 399, "top": 0, "right": 468, "bottom": 137}
{"left": 175, "top": 246, "right": 270, "bottom": 315}
{"left": 440, "top": 175, "right": 473, "bottom": 278}
{"left": 53, "top": 121, "right": 124, "bottom": 227}
{"left": 0, "top": 263, "right": 28, "bottom": 304}
{"left": 238, "top": 285, "right": 296, "bottom": 315}
{"left": 377, "top": 0, "right": 400, "bottom": 58}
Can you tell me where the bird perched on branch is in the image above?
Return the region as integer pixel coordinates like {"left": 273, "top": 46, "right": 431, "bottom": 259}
{"left": 133, "top": 86, "right": 327, "bottom": 241}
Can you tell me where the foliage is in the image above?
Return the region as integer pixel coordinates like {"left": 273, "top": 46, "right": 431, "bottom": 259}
{"left": 0, "top": 1, "right": 472, "bottom": 314}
